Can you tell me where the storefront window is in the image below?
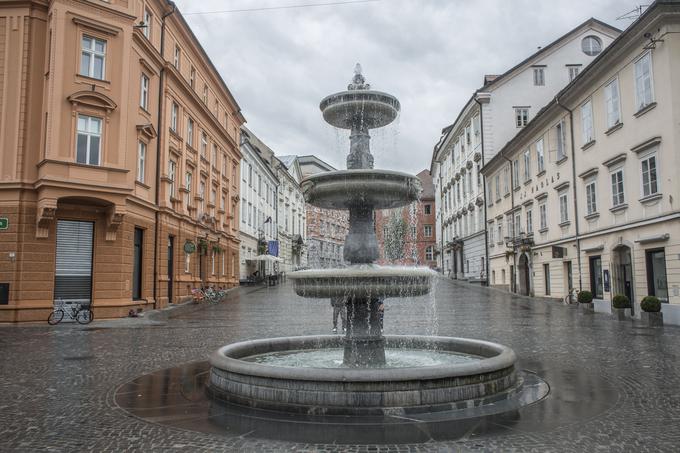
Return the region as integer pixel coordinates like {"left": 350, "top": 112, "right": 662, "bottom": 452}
{"left": 646, "top": 249, "right": 668, "bottom": 301}
{"left": 589, "top": 256, "right": 603, "bottom": 299}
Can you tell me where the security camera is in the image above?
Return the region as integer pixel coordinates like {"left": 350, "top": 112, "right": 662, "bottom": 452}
{"left": 644, "top": 32, "right": 653, "bottom": 39}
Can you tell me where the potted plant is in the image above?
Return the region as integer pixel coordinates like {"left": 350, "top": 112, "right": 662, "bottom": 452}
{"left": 640, "top": 295, "right": 663, "bottom": 327}
{"left": 578, "top": 290, "right": 594, "bottom": 314}
{"left": 611, "top": 294, "right": 631, "bottom": 321}
{"left": 197, "top": 239, "right": 209, "bottom": 255}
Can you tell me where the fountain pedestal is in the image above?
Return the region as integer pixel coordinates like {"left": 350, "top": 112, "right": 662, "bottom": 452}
{"left": 344, "top": 297, "right": 385, "bottom": 366}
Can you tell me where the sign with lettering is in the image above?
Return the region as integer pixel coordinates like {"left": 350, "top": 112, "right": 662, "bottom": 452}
{"left": 551, "top": 246, "right": 566, "bottom": 259}
{"left": 0, "top": 217, "right": 8, "bottom": 230}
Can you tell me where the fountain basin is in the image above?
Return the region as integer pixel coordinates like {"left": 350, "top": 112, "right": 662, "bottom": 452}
{"left": 300, "top": 169, "right": 422, "bottom": 210}
{"left": 208, "top": 335, "right": 519, "bottom": 416}
{"left": 320, "top": 90, "right": 400, "bottom": 129}
{"left": 289, "top": 266, "right": 435, "bottom": 298}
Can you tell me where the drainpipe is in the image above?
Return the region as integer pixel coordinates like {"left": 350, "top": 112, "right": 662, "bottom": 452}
{"left": 501, "top": 152, "right": 516, "bottom": 292}
{"left": 474, "top": 96, "right": 488, "bottom": 286}
{"left": 437, "top": 167, "right": 445, "bottom": 274}
{"left": 555, "top": 96, "right": 583, "bottom": 295}
{"left": 152, "top": 2, "right": 177, "bottom": 308}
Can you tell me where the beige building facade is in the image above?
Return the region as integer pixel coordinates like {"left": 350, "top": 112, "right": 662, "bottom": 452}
{"left": 482, "top": 0, "right": 680, "bottom": 323}
{"left": 0, "top": 0, "right": 244, "bottom": 322}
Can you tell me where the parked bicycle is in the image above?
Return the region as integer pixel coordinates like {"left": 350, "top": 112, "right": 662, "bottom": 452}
{"left": 48, "top": 299, "right": 94, "bottom": 325}
{"left": 563, "top": 288, "right": 580, "bottom": 305}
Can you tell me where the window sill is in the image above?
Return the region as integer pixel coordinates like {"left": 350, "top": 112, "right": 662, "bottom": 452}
{"left": 169, "top": 129, "right": 182, "bottom": 141}
{"left": 523, "top": 178, "right": 532, "bottom": 186}
{"left": 538, "top": 227, "right": 548, "bottom": 234}
{"left": 559, "top": 220, "right": 571, "bottom": 228}
{"left": 634, "top": 102, "right": 657, "bottom": 118}
{"left": 76, "top": 73, "right": 110, "bottom": 85}
{"left": 639, "top": 193, "right": 663, "bottom": 205}
{"left": 513, "top": 186, "right": 521, "bottom": 192}
{"left": 605, "top": 122, "right": 624, "bottom": 136}
{"left": 584, "top": 212, "right": 600, "bottom": 221}
{"left": 135, "top": 180, "right": 150, "bottom": 189}
{"left": 556, "top": 156, "right": 568, "bottom": 166}
{"left": 536, "top": 170, "right": 546, "bottom": 178}
{"left": 610, "top": 203, "right": 628, "bottom": 214}
{"left": 581, "top": 140, "right": 596, "bottom": 151}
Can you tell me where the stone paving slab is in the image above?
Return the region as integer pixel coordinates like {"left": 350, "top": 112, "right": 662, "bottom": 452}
{"left": 1, "top": 280, "right": 680, "bottom": 451}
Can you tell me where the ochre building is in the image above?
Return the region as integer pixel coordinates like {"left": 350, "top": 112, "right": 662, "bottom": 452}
{"left": 0, "top": 0, "right": 244, "bottom": 322}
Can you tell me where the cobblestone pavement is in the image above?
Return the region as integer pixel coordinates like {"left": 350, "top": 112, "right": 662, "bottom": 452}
{"left": 2, "top": 278, "right": 680, "bottom": 452}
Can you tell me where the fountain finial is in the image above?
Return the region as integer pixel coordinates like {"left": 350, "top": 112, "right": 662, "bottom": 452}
{"left": 348, "top": 62, "right": 370, "bottom": 90}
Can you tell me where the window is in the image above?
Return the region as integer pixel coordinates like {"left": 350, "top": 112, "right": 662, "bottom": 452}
{"left": 210, "top": 187, "right": 216, "bottom": 208}
{"left": 137, "top": 141, "right": 146, "bottom": 183}
{"left": 506, "top": 216, "right": 513, "bottom": 239}
{"left": 533, "top": 67, "right": 545, "bottom": 86}
{"left": 543, "top": 263, "right": 551, "bottom": 295}
{"left": 199, "top": 180, "right": 206, "bottom": 214}
{"left": 489, "top": 221, "right": 495, "bottom": 244}
{"left": 221, "top": 195, "right": 225, "bottom": 211}
{"left": 211, "top": 144, "right": 217, "bottom": 166}
{"left": 515, "top": 108, "right": 529, "bottom": 127}
{"left": 581, "top": 35, "right": 602, "bottom": 56}
{"left": 604, "top": 78, "right": 621, "bottom": 128}
{"left": 585, "top": 180, "right": 597, "bottom": 215}
{"left": 186, "top": 118, "right": 194, "bottom": 146}
{"left": 184, "top": 253, "right": 191, "bottom": 273}
{"left": 185, "top": 171, "right": 192, "bottom": 205}
{"left": 211, "top": 251, "right": 215, "bottom": 275}
{"left": 200, "top": 132, "right": 207, "bottom": 157}
{"left": 497, "top": 222, "right": 502, "bottom": 243}
{"left": 503, "top": 166, "right": 510, "bottom": 194}
{"left": 76, "top": 114, "right": 102, "bottom": 165}
{"left": 634, "top": 53, "right": 654, "bottom": 110}
{"left": 495, "top": 174, "right": 501, "bottom": 200}
{"left": 523, "top": 150, "right": 530, "bottom": 182}
{"left": 203, "top": 84, "right": 208, "bottom": 104}
{"left": 536, "top": 138, "right": 545, "bottom": 173}
{"left": 514, "top": 212, "right": 521, "bottom": 236}
{"left": 170, "top": 102, "right": 178, "bottom": 132}
{"left": 411, "top": 226, "right": 416, "bottom": 239}
{"left": 140, "top": 74, "right": 149, "bottom": 110}
{"left": 646, "top": 249, "right": 668, "bottom": 301}
{"left": 556, "top": 120, "right": 567, "bottom": 161}
{"left": 424, "top": 204, "right": 431, "bottom": 215}
{"left": 143, "top": 8, "right": 152, "bottom": 39}
{"left": 424, "top": 225, "right": 433, "bottom": 237}
{"left": 568, "top": 65, "right": 580, "bottom": 81}
{"left": 513, "top": 159, "right": 520, "bottom": 188}
{"left": 425, "top": 246, "right": 434, "bottom": 261}
{"left": 641, "top": 154, "right": 658, "bottom": 197}
{"left": 581, "top": 100, "right": 594, "bottom": 144}
{"left": 173, "top": 44, "right": 180, "bottom": 69}
{"left": 559, "top": 192, "right": 569, "bottom": 224}
{"left": 611, "top": 168, "right": 625, "bottom": 207}
{"left": 168, "top": 160, "right": 176, "bottom": 199}
{"left": 190, "top": 66, "right": 196, "bottom": 89}
{"left": 526, "top": 209, "right": 533, "bottom": 234}
{"left": 539, "top": 203, "right": 547, "bottom": 230}
{"left": 80, "top": 36, "right": 106, "bottom": 80}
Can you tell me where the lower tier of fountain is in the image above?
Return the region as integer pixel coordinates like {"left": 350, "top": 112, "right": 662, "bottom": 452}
{"left": 208, "top": 335, "right": 519, "bottom": 416}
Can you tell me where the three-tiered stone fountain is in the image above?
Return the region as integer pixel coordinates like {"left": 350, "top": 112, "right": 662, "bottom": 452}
{"left": 208, "top": 65, "right": 521, "bottom": 416}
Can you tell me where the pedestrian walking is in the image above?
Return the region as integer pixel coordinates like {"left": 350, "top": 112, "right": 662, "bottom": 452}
{"left": 330, "top": 296, "right": 347, "bottom": 333}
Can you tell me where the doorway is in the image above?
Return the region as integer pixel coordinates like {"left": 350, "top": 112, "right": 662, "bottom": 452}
{"left": 564, "top": 261, "right": 573, "bottom": 295}
{"left": 55, "top": 220, "right": 94, "bottom": 309}
{"left": 167, "top": 236, "right": 174, "bottom": 304}
{"left": 518, "top": 253, "right": 531, "bottom": 296}
{"left": 133, "top": 228, "right": 143, "bottom": 300}
{"left": 612, "top": 245, "right": 633, "bottom": 310}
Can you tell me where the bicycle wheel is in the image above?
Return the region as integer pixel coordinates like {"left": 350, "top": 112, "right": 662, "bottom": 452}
{"left": 48, "top": 310, "right": 64, "bottom": 325}
{"left": 76, "top": 308, "right": 94, "bottom": 324}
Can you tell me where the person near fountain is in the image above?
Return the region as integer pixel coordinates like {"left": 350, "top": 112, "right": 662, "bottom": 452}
{"left": 330, "top": 296, "right": 346, "bottom": 333}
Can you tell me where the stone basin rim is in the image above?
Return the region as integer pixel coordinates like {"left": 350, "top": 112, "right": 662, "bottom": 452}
{"left": 319, "top": 89, "right": 401, "bottom": 110}
{"left": 209, "top": 335, "right": 517, "bottom": 383}
{"left": 300, "top": 168, "right": 419, "bottom": 184}
{"left": 289, "top": 266, "right": 437, "bottom": 279}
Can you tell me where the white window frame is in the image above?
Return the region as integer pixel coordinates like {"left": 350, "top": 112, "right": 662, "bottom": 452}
{"left": 170, "top": 102, "right": 178, "bottom": 132}
{"left": 539, "top": 203, "right": 547, "bottom": 230}
{"left": 533, "top": 67, "right": 545, "bottom": 86}
{"left": 173, "top": 44, "right": 180, "bottom": 69}
{"left": 604, "top": 78, "right": 621, "bottom": 129}
{"left": 140, "top": 74, "right": 149, "bottom": 110}
{"left": 523, "top": 149, "right": 531, "bottom": 182}
{"left": 186, "top": 118, "right": 194, "bottom": 146}
{"left": 185, "top": 171, "right": 192, "bottom": 206}
{"left": 556, "top": 120, "right": 567, "bottom": 161}
{"left": 640, "top": 152, "right": 659, "bottom": 198}
{"left": 559, "top": 191, "right": 569, "bottom": 224}
{"left": 424, "top": 225, "right": 433, "bottom": 238}
{"left": 168, "top": 160, "right": 176, "bottom": 199}
{"left": 585, "top": 180, "right": 598, "bottom": 215}
{"left": 568, "top": 65, "right": 580, "bottom": 81}
{"left": 200, "top": 132, "right": 208, "bottom": 157}
{"left": 526, "top": 208, "right": 533, "bottom": 234}
{"left": 137, "top": 141, "right": 146, "bottom": 183}
{"left": 80, "top": 35, "right": 106, "bottom": 80}
{"left": 515, "top": 108, "right": 529, "bottom": 128}
{"left": 76, "top": 114, "right": 102, "bottom": 166}
{"left": 634, "top": 52, "right": 654, "bottom": 111}
{"left": 143, "top": 8, "right": 152, "bottom": 39}
{"left": 581, "top": 99, "right": 594, "bottom": 144}
{"left": 536, "top": 138, "right": 545, "bottom": 173}
{"left": 610, "top": 168, "right": 625, "bottom": 207}
{"left": 513, "top": 159, "right": 520, "bottom": 188}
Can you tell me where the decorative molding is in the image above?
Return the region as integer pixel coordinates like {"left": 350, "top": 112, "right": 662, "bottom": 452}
{"left": 633, "top": 102, "right": 657, "bottom": 118}
{"left": 631, "top": 136, "right": 661, "bottom": 154}
{"left": 578, "top": 167, "right": 599, "bottom": 179}
{"left": 136, "top": 123, "right": 157, "bottom": 140}
{"left": 583, "top": 244, "right": 604, "bottom": 253}
{"left": 36, "top": 199, "right": 58, "bottom": 239}
{"left": 72, "top": 15, "right": 121, "bottom": 36}
{"left": 602, "top": 153, "right": 627, "bottom": 168}
{"left": 635, "top": 233, "right": 670, "bottom": 245}
{"left": 554, "top": 181, "right": 570, "bottom": 192}
{"left": 105, "top": 206, "right": 125, "bottom": 241}
{"left": 604, "top": 122, "right": 623, "bottom": 136}
{"left": 67, "top": 90, "right": 117, "bottom": 112}
{"left": 581, "top": 140, "right": 596, "bottom": 151}
{"left": 535, "top": 192, "right": 548, "bottom": 201}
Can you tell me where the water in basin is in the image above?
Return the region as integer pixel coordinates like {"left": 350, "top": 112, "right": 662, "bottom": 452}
{"left": 243, "top": 348, "right": 482, "bottom": 369}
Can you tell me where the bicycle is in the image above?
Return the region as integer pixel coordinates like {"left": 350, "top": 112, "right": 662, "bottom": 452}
{"left": 563, "top": 288, "right": 580, "bottom": 305}
{"left": 48, "top": 299, "right": 94, "bottom": 325}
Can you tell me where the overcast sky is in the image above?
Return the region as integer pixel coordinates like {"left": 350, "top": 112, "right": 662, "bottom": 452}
{"left": 175, "top": 0, "right": 636, "bottom": 174}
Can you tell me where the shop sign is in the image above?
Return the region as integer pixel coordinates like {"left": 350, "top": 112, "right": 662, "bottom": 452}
{"left": 0, "top": 217, "right": 8, "bottom": 230}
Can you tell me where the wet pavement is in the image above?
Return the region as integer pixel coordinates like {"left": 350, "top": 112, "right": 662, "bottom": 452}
{"left": 2, "top": 278, "right": 680, "bottom": 452}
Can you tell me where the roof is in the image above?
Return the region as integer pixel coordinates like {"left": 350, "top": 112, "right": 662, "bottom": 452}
{"left": 416, "top": 169, "right": 434, "bottom": 199}
{"left": 296, "top": 155, "right": 338, "bottom": 177}
{"left": 277, "top": 155, "right": 298, "bottom": 169}
{"left": 239, "top": 126, "right": 279, "bottom": 182}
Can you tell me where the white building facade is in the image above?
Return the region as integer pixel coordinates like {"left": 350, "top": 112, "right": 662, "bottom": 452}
{"left": 431, "top": 18, "right": 619, "bottom": 282}
{"left": 483, "top": 0, "right": 680, "bottom": 324}
{"left": 276, "top": 156, "right": 307, "bottom": 272}
{"left": 239, "top": 128, "right": 279, "bottom": 279}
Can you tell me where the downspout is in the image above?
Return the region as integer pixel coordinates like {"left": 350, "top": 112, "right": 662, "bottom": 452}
{"left": 501, "top": 152, "right": 515, "bottom": 292}
{"left": 555, "top": 96, "right": 583, "bottom": 295}
{"left": 438, "top": 167, "right": 444, "bottom": 274}
{"left": 474, "top": 96, "right": 488, "bottom": 286}
{"left": 153, "top": 2, "right": 177, "bottom": 308}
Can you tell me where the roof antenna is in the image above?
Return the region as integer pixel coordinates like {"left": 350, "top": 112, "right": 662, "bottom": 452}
{"left": 616, "top": 4, "right": 649, "bottom": 21}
